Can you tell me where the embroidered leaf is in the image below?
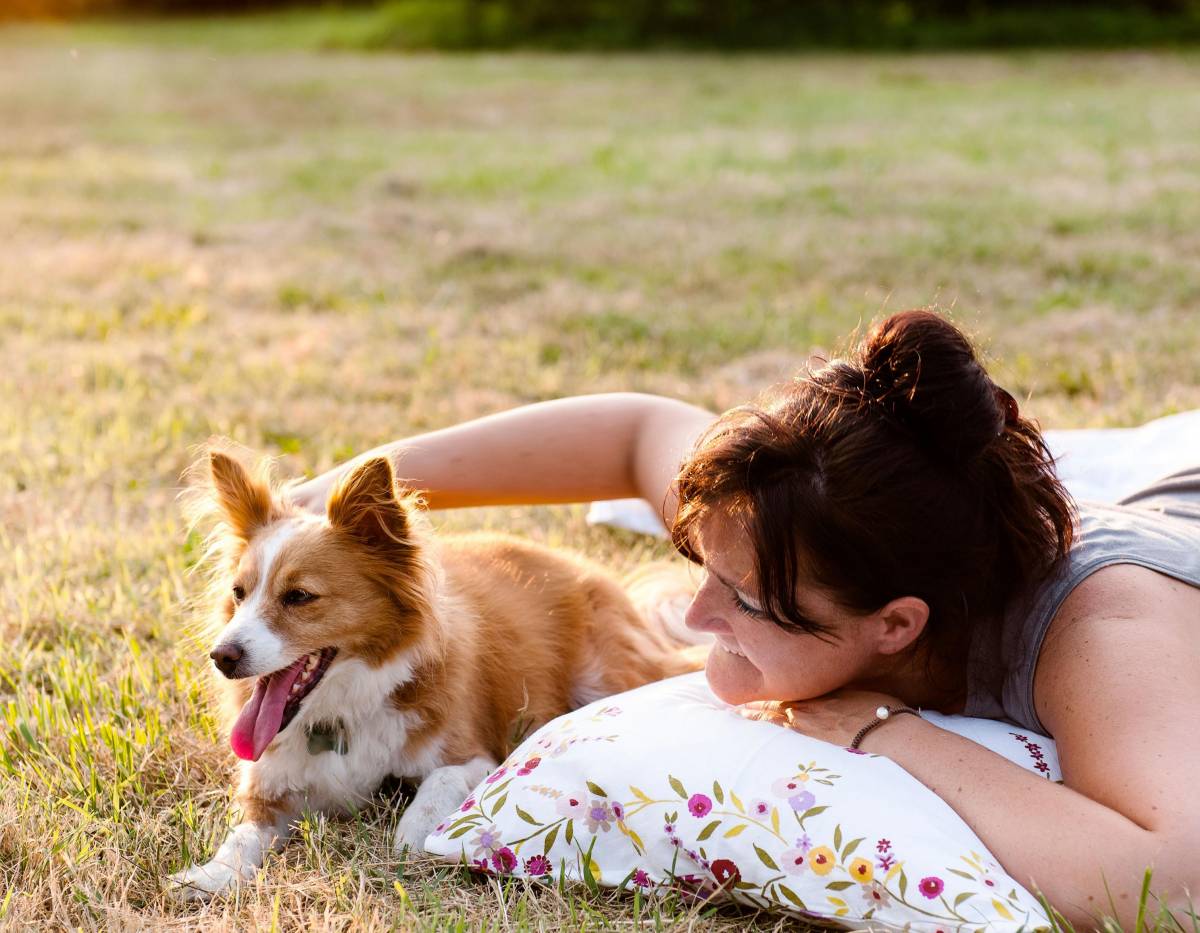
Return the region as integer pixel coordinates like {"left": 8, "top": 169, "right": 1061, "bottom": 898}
{"left": 947, "top": 868, "right": 976, "bottom": 881}
{"left": 777, "top": 884, "right": 807, "bottom": 910}
{"left": 770, "top": 808, "right": 780, "bottom": 835}
{"left": 668, "top": 775, "right": 687, "bottom": 799}
{"left": 627, "top": 827, "right": 645, "bottom": 854}
{"left": 586, "top": 781, "right": 607, "bottom": 798}
{"left": 1008, "top": 888, "right": 1019, "bottom": 901}
{"left": 886, "top": 862, "right": 903, "bottom": 881}
{"left": 992, "top": 899, "right": 1015, "bottom": 921}
{"left": 841, "top": 836, "right": 864, "bottom": 859}
{"left": 712, "top": 780, "right": 724, "bottom": 805}
{"left": 448, "top": 825, "right": 473, "bottom": 840}
{"left": 898, "top": 870, "right": 908, "bottom": 899}
{"left": 630, "top": 785, "right": 652, "bottom": 803}
{"left": 833, "top": 824, "right": 843, "bottom": 851}
{"left": 696, "top": 820, "right": 721, "bottom": 842}
{"left": 723, "top": 824, "right": 747, "bottom": 838}
{"left": 800, "top": 805, "right": 829, "bottom": 821}
{"left": 729, "top": 790, "right": 745, "bottom": 814}
{"left": 753, "top": 845, "right": 779, "bottom": 870}
{"left": 954, "top": 892, "right": 974, "bottom": 908}
{"left": 482, "top": 777, "right": 513, "bottom": 801}
{"left": 543, "top": 824, "right": 559, "bottom": 855}
{"left": 565, "top": 820, "right": 574, "bottom": 845}
{"left": 489, "top": 793, "right": 508, "bottom": 816}
{"left": 515, "top": 805, "right": 539, "bottom": 826}
{"left": 864, "top": 908, "right": 875, "bottom": 920}
{"left": 827, "top": 896, "right": 847, "bottom": 908}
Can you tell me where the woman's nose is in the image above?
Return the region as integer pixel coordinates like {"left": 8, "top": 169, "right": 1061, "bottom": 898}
{"left": 682, "top": 589, "right": 732, "bottom": 635}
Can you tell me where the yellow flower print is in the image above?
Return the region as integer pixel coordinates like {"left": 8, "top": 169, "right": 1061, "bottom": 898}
{"left": 848, "top": 857, "right": 873, "bottom": 884}
{"left": 808, "top": 845, "right": 836, "bottom": 876}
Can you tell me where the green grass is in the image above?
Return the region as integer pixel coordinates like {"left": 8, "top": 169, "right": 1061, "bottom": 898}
{"left": 1, "top": 14, "right": 1199, "bottom": 929}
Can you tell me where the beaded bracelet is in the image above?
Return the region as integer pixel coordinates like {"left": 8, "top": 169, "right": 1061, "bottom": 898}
{"left": 849, "top": 705, "right": 921, "bottom": 750}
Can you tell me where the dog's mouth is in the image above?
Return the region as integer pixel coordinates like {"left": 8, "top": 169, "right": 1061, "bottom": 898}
{"left": 230, "top": 647, "right": 338, "bottom": 762}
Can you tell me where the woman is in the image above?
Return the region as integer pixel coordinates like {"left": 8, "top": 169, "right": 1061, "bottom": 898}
{"left": 291, "top": 310, "right": 1200, "bottom": 929}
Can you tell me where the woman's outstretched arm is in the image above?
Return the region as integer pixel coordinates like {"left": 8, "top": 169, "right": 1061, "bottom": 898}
{"left": 288, "top": 392, "right": 718, "bottom": 524}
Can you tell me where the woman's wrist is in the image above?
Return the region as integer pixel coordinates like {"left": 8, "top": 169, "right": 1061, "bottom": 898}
{"left": 855, "top": 708, "right": 929, "bottom": 754}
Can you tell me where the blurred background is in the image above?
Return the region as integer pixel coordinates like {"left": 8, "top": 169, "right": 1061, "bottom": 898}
{"left": 2, "top": 0, "right": 1199, "bottom": 927}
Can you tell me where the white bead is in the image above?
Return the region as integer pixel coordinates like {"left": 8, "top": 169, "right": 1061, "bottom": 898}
{"left": 875, "top": 706, "right": 890, "bottom": 719}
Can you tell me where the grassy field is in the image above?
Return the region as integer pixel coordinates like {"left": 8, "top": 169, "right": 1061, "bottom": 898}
{"left": 2, "top": 14, "right": 1199, "bottom": 930}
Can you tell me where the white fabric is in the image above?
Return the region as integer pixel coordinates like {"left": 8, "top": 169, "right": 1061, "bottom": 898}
{"left": 586, "top": 408, "right": 1200, "bottom": 536}
{"left": 425, "top": 673, "right": 1061, "bottom": 931}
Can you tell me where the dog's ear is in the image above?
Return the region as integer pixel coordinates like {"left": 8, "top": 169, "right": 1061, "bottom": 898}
{"left": 327, "top": 457, "right": 412, "bottom": 551}
{"left": 209, "top": 449, "right": 275, "bottom": 540}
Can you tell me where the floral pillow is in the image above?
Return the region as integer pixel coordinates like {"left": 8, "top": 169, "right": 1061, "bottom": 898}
{"left": 423, "top": 672, "right": 1061, "bottom": 932}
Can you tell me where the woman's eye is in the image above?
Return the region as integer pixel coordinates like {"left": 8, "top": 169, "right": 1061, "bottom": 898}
{"left": 232, "top": 585, "right": 245, "bottom": 603}
{"left": 731, "top": 592, "right": 766, "bottom": 619}
{"left": 282, "top": 589, "right": 318, "bottom": 607}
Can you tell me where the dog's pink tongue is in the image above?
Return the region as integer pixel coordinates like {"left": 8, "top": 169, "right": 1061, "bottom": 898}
{"left": 230, "top": 659, "right": 306, "bottom": 761}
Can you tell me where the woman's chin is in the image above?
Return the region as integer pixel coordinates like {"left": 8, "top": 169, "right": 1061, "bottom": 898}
{"left": 704, "top": 645, "right": 765, "bottom": 706}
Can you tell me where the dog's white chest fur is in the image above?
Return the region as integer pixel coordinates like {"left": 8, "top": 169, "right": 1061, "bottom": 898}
{"left": 245, "top": 653, "right": 443, "bottom": 814}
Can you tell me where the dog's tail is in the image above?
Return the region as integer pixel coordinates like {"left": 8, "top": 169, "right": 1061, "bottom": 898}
{"left": 623, "top": 560, "right": 711, "bottom": 648}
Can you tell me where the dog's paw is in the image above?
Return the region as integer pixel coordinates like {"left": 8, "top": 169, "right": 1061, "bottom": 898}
{"left": 167, "top": 861, "right": 245, "bottom": 901}
{"left": 392, "top": 806, "right": 439, "bottom": 856}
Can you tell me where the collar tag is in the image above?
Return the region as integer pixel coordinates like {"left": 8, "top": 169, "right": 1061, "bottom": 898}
{"left": 306, "top": 719, "right": 349, "bottom": 756}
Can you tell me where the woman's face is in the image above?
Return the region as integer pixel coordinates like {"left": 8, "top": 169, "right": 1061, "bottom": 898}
{"left": 682, "top": 513, "right": 883, "bottom": 706}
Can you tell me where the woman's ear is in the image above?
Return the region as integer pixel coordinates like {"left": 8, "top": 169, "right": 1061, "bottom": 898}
{"left": 871, "top": 596, "right": 930, "bottom": 655}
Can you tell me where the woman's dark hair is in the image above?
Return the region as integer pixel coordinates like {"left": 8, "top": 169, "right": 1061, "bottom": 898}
{"left": 671, "top": 309, "right": 1076, "bottom": 681}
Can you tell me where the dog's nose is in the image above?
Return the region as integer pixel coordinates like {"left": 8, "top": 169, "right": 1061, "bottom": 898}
{"left": 210, "top": 643, "right": 244, "bottom": 678}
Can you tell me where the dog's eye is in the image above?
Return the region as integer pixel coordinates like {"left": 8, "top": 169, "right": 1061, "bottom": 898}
{"left": 231, "top": 584, "right": 245, "bottom": 603}
{"left": 282, "top": 589, "right": 318, "bottom": 607}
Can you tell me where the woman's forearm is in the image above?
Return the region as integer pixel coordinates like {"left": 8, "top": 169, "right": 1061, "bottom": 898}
{"left": 290, "top": 392, "right": 717, "bottom": 517}
{"left": 862, "top": 716, "right": 1189, "bottom": 930}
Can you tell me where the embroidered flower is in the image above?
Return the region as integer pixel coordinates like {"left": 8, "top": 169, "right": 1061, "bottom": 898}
{"left": 919, "top": 876, "right": 945, "bottom": 899}
{"left": 876, "top": 838, "right": 892, "bottom": 853}
{"left": 877, "top": 853, "right": 896, "bottom": 871}
{"left": 787, "top": 789, "right": 816, "bottom": 812}
{"left": 771, "top": 776, "right": 806, "bottom": 797}
{"left": 491, "top": 847, "right": 516, "bottom": 873}
{"left": 862, "top": 880, "right": 892, "bottom": 908}
{"left": 846, "top": 747, "right": 869, "bottom": 755}
{"left": 555, "top": 794, "right": 588, "bottom": 819}
{"left": 807, "top": 845, "right": 836, "bottom": 876}
{"left": 432, "top": 821, "right": 447, "bottom": 836}
{"left": 471, "top": 857, "right": 491, "bottom": 873}
{"left": 459, "top": 797, "right": 476, "bottom": 813}
{"left": 632, "top": 868, "right": 652, "bottom": 888}
{"left": 663, "top": 821, "right": 676, "bottom": 836}
{"left": 711, "top": 859, "right": 740, "bottom": 886}
{"left": 795, "top": 833, "right": 813, "bottom": 853}
{"left": 517, "top": 757, "right": 542, "bottom": 776}
{"left": 687, "top": 793, "right": 713, "bottom": 818}
{"left": 584, "top": 799, "right": 613, "bottom": 833}
{"left": 611, "top": 801, "right": 625, "bottom": 821}
{"left": 524, "top": 854, "right": 551, "bottom": 876}
{"left": 470, "top": 824, "right": 502, "bottom": 858}
{"left": 749, "top": 798, "right": 772, "bottom": 818}
{"left": 781, "top": 848, "right": 808, "bottom": 875}
{"left": 485, "top": 768, "right": 508, "bottom": 785}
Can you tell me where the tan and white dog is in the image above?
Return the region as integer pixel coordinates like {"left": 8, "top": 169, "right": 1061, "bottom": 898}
{"left": 169, "top": 447, "right": 698, "bottom": 899}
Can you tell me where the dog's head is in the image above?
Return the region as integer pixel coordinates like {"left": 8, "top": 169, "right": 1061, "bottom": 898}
{"left": 192, "top": 446, "right": 433, "bottom": 761}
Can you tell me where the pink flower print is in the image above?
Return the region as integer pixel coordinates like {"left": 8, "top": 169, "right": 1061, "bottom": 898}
{"left": 471, "top": 858, "right": 491, "bottom": 873}
{"left": 787, "top": 790, "right": 816, "bottom": 812}
{"left": 846, "top": 747, "right": 869, "bottom": 755}
{"left": 1035, "top": 760, "right": 1050, "bottom": 774}
{"left": 663, "top": 821, "right": 676, "bottom": 836}
{"left": 771, "top": 776, "right": 805, "bottom": 797}
{"left": 459, "top": 797, "right": 476, "bottom": 812}
{"left": 555, "top": 793, "right": 588, "bottom": 819}
{"left": 876, "top": 838, "right": 892, "bottom": 853}
{"left": 877, "top": 854, "right": 896, "bottom": 871}
{"left": 687, "top": 793, "right": 713, "bottom": 818}
{"left": 749, "top": 798, "right": 771, "bottom": 818}
{"left": 795, "top": 833, "right": 813, "bottom": 854}
{"left": 862, "top": 880, "right": 892, "bottom": 909}
{"left": 711, "top": 859, "right": 740, "bottom": 887}
{"left": 485, "top": 767, "right": 508, "bottom": 784}
{"left": 491, "top": 847, "right": 517, "bottom": 873}
{"left": 780, "top": 848, "right": 808, "bottom": 876}
{"left": 470, "top": 825, "right": 502, "bottom": 858}
{"left": 611, "top": 801, "right": 625, "bottom": 821}
{"left": 524, "top": 854, "right": 551, "bottom": 877}
{"left": 918, "top": 876, "right": 945, "bottom": 899}
{"left": 517, "top": 757, "right": 541, "bottom": 776}
{"left": 432, "top": 822, "right": 447, "bottom": 836}
{"left": 584, "top": 799, "right": 613, "bottom": 833}
{"left": 632, "top": 868, "right": 652, "bottom": 888}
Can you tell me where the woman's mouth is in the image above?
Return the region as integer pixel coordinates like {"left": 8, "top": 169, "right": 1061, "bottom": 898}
{"left": 715, "top": 639, "right": 748, "bottom": 659}
{"left": 229, "top": 647, "right": 338, "bottom": 761}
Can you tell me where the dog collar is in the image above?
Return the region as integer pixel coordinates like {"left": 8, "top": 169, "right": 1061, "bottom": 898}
{"left": 306, "top": 719, "right": 349, "bottom": 755}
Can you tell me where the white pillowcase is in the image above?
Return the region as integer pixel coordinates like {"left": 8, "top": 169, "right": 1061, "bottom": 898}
{"left": 424, "top": 672, "right": 1060, "bottom": 931}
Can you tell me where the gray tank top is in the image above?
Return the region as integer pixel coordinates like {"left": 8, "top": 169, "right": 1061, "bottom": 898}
{"left": 964, "top": 465, "right": 1200, "bottom": 737}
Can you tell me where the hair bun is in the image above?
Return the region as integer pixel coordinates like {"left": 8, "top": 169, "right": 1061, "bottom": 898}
{"left": 857, "top": 310, "right": 1009, "bottom": 464}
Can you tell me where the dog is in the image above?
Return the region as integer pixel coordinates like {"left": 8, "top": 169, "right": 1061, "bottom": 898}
{"left": 169, "top": 446, "right": 700, "bottom": 899}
